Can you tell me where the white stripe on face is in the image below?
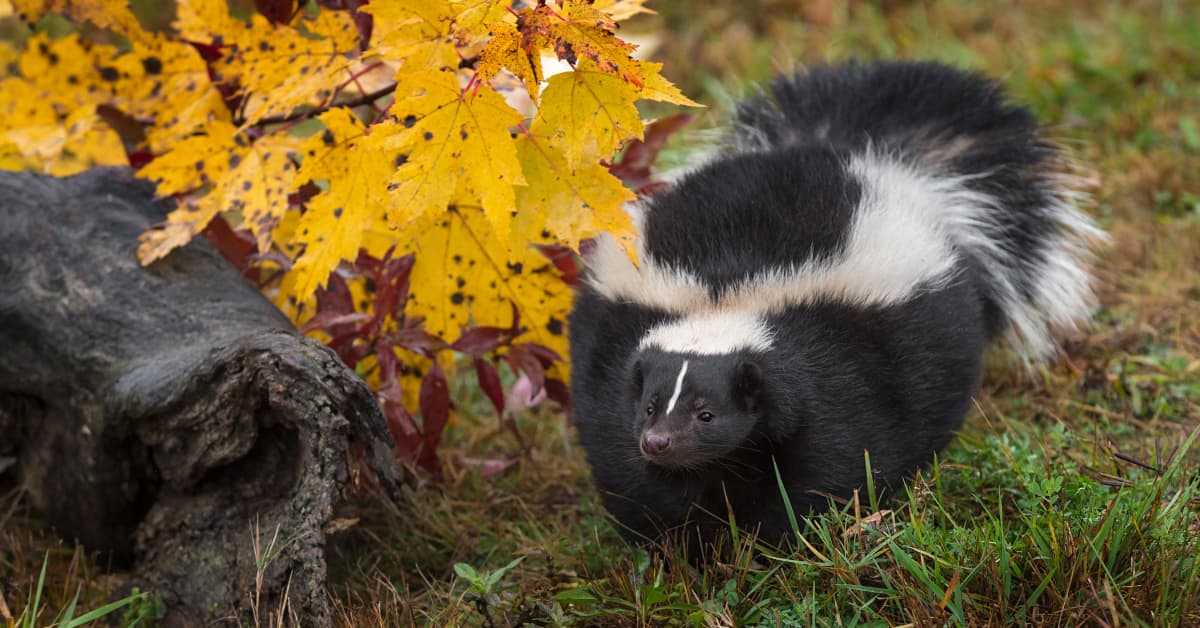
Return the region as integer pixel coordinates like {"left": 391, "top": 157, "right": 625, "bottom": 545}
{"left": 665, "top": 360, "right": 689, "bottom": 414}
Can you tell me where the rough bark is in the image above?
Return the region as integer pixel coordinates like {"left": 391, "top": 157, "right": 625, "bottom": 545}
{"left": 0, "top": 168, "right": 403, "bottom": 625}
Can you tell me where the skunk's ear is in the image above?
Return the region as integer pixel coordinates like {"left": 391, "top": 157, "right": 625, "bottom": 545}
{"left": 734, "top": 360, "right": 763, "bottom": 412}
{"left": 631, "top": 359, "right": 644, "bottom": 393}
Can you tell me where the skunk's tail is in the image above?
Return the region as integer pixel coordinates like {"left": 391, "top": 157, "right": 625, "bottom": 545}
{"left": 732, "top": 61, "right": 1107, "bottom": 360}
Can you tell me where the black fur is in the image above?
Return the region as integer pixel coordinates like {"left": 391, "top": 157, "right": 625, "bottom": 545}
{"left": 642, "top": 145, "right": 862, "bottom": 298}
{"left": 569, "top": 61, "right": 1096, "bottom": 550}
{"left": 730, "top": 60, "right": 1069, "bottom": 334}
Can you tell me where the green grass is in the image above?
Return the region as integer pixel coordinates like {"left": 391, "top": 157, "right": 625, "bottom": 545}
{"left": 3, "top": 0, "right": 1199, "bottom": 625}
{"left": 321, "top": 410, "right": 1199, "bottom": 625}
{"left": 10, "top": 555, "right": 157, "bottom": 627}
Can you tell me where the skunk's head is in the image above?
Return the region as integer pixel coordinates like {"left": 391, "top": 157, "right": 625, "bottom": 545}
{"left": 630, "top": 348, "right": 764, "bottom": 469}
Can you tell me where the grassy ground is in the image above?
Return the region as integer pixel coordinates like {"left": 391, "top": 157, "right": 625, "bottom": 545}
{"left": 4, "top": 0, "right": 1199, "bottom": 626}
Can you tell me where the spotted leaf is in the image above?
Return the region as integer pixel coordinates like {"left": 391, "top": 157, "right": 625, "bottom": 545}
{"left": 283, "top": 109, "right": 401, "bottom": 298}
{"left": 402, "top": 205, "right": 573, "bottom": 379}
{"left": 387, "top": 69, "right": 525, "bottom": 234}
{"left": 536, "top": 64, "right": 643, "bottom": 170}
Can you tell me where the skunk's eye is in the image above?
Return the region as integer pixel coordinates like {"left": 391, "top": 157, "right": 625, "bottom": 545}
{"left": 697, "top": 411, "right": 714, "bottom": 422}
{"left": 645, "top": 404, "right": 655, "bottom": 416}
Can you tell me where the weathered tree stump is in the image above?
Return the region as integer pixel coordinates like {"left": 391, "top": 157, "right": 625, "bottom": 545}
{"left": 0, "top": 168, "right": 403, "bottom": 625}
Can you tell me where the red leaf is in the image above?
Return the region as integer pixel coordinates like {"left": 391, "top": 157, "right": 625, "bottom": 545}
{"left": 331, "top": 334, "right": 369, "bottom": 367}
{"left": 535, "top": 244, "right": 581, "bottom": 286}
{"left": 417, "top": 361, "right": 451, "bottom": 471}
{"left": 300, "top": 311, "right": 370, "bottom": 335}
{"left": 359, "top": 250, "right": 414, "bottom": 334}
{"left": 382, "top": 402, "right": 424, "bottom": 464}
{"left": 544, "top": 377, "right": 573, "bottom": 419}
{"left": 505, "top": 344, "right": 544, "bottom": 397}
{"left": 377, "top": 343, "right": 440, "bottom": 471}
{"left": 201, "top": 215, "right": 260, "bottom": 282}
{"left": 375, "top": 339, "right": 399, "bottom": 384}
{"left": 355, "top": 247, "right": 385, "bottom": 275}
{"left": 634, "top": 180, "right": 671, "bottom": 197}
{"left": 389, "top": 327, "right": 446, "bottom": 356}
{"left": 185, "top": 40, "right": 224, "bottom": 63}
{"left": 608, "top": 113, "right": 696, "bottom": 192}
{"left": 383, "top": 403, "right": 418, "bottom": 439}
{"left": 255, "top": 0, "right": 295, "bottom": 24}
{"left": 373, "top": 252, "right": 415, "bottom": 325}
{"left": 127, "top": 151, "right": 155, "bottom": 169}
{"left": 95, "top": 104, "right": 146, "bottom": 159}
{"left": 507, "top": 301, "right": 522, "bottom": 334}
{"left": 376, "top": 344, "right": 412, "bottom": 432}
{"left": 451, "top": 326, "right": 512, "bottom": 357}
{"left": 308, "top": 272, "right": 363, "bottom": 342}
{"left": 185, "top": 38, "right": 243, "bottom": 113}
{"left": 351, "top": 6, "right": 373, "bottom": 47}
{"left": 474, "top": 357, "right": 505, "bottom": 416}
{"left": 315, "top": 271, "right": 355, "bottom": 316}
{"left": 521, "top": 342, "right": 563, "bottom": 368}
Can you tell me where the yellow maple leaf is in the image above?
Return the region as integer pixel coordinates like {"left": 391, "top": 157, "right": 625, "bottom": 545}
{"left": 16, "top": 33, "right": 110, "bottom": 109}
{"left": 176, "top": 0, "right": 360, "bottom": 124}
{"left": 0, "top": 49, "right": 126, "bottom": 176}
{"left": 222, "top": 133, "right": 303, "bottom": 253}
{"left": 133, "top": 120, "right": 250, "bottom": 260}
{"left": 138, "top": 196, "right": 228, "bottom": 266}
{"left": 173, "top": 0, "right": 238, "bottom": 41}
{"left": 0, "top": 0, "right": 12, "bottom": 18}
{"left": 0, "top": 75, "right": 59, "bottom": 135}
{"left": 123, "top": 36, "right": 231, "bottom": 152}
{"left": 402, "top": 205, "right": 573, "bottom": 378}
{"left": 475, "top": 21, "right": 542, "bottom": 102}
{"left": 521, "top": 0, "right": 643, "bottom": 87}
{"left": 137, "top": 119, "right": 241, "bottom": 197}
{"left": 137, "top": 123, "right": 300, "bottom": 263}
{"left": 454, "top": 0, "right": 514, "bottom": 36}
{"left": 536, "top": 66, "right": 643, "bottom": 170}
{"left": 295, "top": 6, "right": 362, "bottom": 52}
{"left": 0, "top": 141, "right": 30, "bottom": 171}
{"left": 593, "top": 0, "right": 656, "bottom": 21}
{"left": 1, "top": 121, "right": 66, "bottom": 165}
{"left": 9, "top": 29, "right": 227, "bottom": 155}
{"left": 512, "top": 133, "right": 636, "bottom": 257}
{"left": 284, "top": 109, "right": 403, "bottom": 298}
{"left": 229, "top": 13, "right": 360, "bottom": 123}
{"left": 639, "top": 61, "right": 703, "bottom": 107}
{"left": 364, "top": 0, "right": 459, "bottom": 75}
{"left": 48, "top": 105, "right": 127, "bottom": 175}
{"left": 387, "top": 69, "right": 525, "bottom": 235}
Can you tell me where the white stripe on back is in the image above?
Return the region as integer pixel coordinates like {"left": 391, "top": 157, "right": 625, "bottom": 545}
{"left": 639, "top": 310, "right": 775, "bottom": 355}
{"left": 588, "top": 148, "right": 1102, "bottom": 362}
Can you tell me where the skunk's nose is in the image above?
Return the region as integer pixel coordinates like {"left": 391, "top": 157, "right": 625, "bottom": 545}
{"left": 641, "top": 433, "right": 671, "bottom": 455}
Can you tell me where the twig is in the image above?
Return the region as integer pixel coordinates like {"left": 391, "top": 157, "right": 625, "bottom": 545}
{"left": 248, "top": 83, "right": 397, "bottom": 127}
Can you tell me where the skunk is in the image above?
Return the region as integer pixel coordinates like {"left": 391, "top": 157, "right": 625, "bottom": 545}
{"left": 568, "top": 61, "right": 1105, "bottom": 549}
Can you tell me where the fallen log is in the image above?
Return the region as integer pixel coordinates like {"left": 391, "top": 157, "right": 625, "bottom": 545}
{"left": 0, "top": 168, "right": 403, "bottom": 625}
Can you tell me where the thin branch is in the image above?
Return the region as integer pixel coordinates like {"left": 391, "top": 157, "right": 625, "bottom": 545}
{"left": 248, "top": 82, "right": 397, "bottom": 127}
